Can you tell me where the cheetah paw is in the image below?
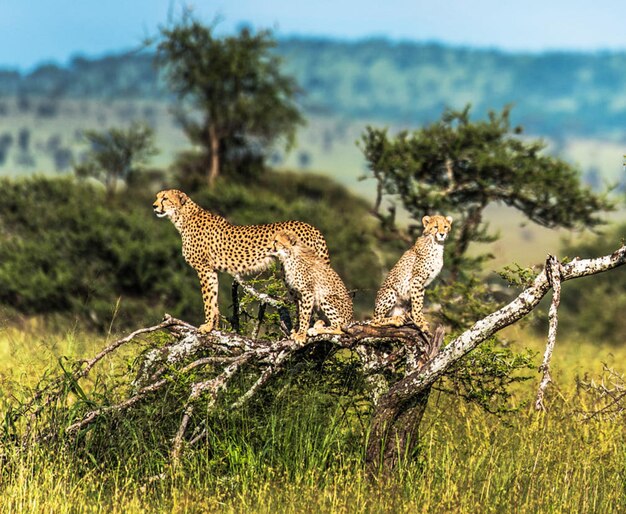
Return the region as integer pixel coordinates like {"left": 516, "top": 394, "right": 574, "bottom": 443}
{"left": 291, "top": 330, "right": 307, "bottom": 343}
{"left": 198, "top": 322, "right": 215, "bottom": 334}
{"left": 370, "top": 315, "right": 406, "bottom": 327}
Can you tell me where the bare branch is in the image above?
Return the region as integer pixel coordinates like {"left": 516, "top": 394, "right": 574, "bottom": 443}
{"left": 579, "top": 364, "right": 626, "bottom": 420}
{"left": 535, "top": 255, "right": 563, "bottom": 411}
{"left": 21, "top": 245, "right": 626, "bottom": 475}
{"left": 171, "top": 354, "right": 252, "bottom": 465}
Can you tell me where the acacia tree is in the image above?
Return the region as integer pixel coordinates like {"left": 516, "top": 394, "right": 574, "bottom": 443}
{"left": 74, "top": 122, "right": 157, "bottom": 197}
{"left": 360, "top": 105, "right": 613, "bottom": 276}
{"left": 156, "top": 15, "right": 304, "bottom": 186}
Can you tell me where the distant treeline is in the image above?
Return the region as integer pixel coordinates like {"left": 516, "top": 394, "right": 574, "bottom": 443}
{"left": 1, "top": 38, "right": 626, "bottom": 138}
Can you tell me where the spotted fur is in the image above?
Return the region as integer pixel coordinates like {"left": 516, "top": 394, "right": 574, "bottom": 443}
{"left": 372, "top": 215, "right": 453, "bottom": 333}
{"left": 272, "top": 231, "right": 353, "bottom": 343}
{"left": 153, "top": 189, "right": 329, "bottom": 333}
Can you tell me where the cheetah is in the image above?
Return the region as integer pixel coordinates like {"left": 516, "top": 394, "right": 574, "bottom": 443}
{"left": 272, "top": 231, "right": 353, "bottom": 343}
{"left": 371, "top": 215, "right": 453, "bottom": 334}
{"left": 153, "top": 189, "right": 329, "bottom": 333}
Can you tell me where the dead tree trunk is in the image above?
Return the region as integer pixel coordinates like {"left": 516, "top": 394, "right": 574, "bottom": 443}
{"left": 366, "top": 327, "right": 444, "bottom": 473}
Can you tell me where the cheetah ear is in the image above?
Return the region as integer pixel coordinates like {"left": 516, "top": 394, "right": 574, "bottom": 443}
{"left": 177, "top": 191, "right": 188, "bottom": 206}
{"left": 422, "top": 215, "right": 431, "bottom": 227}
{"left": 446, "top": 216, "right": 453, "bottom": 224}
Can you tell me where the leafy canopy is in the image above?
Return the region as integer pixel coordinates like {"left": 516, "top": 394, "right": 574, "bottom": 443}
{"left": 156, "top": 14, "right": 304, "bottom": 184}
{"left": 360, "top": 105, "right": 613, "bottom": 274}
{"left": 74, "top": 122, "right": 157, "bottom": 196}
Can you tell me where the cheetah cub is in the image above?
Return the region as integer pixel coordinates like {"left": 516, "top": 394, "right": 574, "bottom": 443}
{"left": 272, "top": 231, "right": 353, "bottom": 343}
{"left": 372, "top": 215, "right": 453, "bottom": 333}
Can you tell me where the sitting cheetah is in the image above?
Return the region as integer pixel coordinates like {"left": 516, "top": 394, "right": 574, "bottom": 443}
{"left": 153, "top": 189, "right": 329, "bottom": 333}
{"left": 372, "top": 215, "right": 453, "bottom": 333}
{"left": 272, "top": 231, "right": 353, "bottom": 343}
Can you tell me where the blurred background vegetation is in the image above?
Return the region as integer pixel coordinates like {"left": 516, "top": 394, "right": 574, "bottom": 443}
{"left": 0, "top": 16, "right": 622, "bottom": 341}
{"left": 1, "top": 38, "right": 625, "bottom": 185}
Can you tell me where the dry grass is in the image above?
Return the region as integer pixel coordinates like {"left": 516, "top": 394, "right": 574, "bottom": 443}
{"left": 0, "top": 324, "right": 625, "bottom": 512}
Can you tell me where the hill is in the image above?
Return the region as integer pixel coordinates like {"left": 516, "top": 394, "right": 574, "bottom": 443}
{"left": 2, "top": 38, "right": 626, "bottom": 140}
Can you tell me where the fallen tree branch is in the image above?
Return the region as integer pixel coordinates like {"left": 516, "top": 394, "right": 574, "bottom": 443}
{"left": 171, "top": 354, "right": 253, "bottom": 466}
{"left": 535, "top": 255, "right": 563, "bottom": 411}
{"left": 16, "top": 244, "right": 625, "bottom": 475}
{"left": 36, "top": 315, "right": 429, "bottom": 469}
{"left": 365, "top": 244, "right": 626, "bottom": 471}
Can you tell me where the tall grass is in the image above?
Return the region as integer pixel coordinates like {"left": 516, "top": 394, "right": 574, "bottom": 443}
{"left": 1, "top": 327, "right": 625, "bottom": 512}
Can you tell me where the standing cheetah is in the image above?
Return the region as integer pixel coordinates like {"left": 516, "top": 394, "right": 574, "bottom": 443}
{"left": 372, "top": 215, "right": 453, "bottom": 333}
{"left": 272, "top": 231, "right": 353, "bottom": 343}
{"left": 153, "top": 189, "right": 329, "bottom": 333}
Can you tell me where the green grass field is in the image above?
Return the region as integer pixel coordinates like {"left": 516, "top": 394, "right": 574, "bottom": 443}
{"left": 1, "top": 322, "right": 625, "bottom": 513}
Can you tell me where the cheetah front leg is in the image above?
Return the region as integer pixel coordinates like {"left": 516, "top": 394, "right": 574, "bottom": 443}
{"left": 292, "top": 294, "right": 314, "bottom": 343}
{"left": 409, "top": 277, "right": 430, "bottom": 335}
{"left": 196, "top": 266, "right": 220, "bottom": 333}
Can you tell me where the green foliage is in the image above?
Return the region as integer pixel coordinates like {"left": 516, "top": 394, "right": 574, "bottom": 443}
{"left": 440, "top": 338, "right": 536, "bottom": 414}
{"left": 74, "top": 122, "right": 157, "bottom": 196}
{"left": 556, "top": 224, "right": 626, "bottom": 345}
{"left": 156, "top": 14, "right": 304, "bottom": 184}
{"left": 496, "top": 263, "right": 539, "bottom": 288}
{"left": 361, "top": 105, "right": 612, "bottom": 274}
{"left": 0, "top": 172, "right": 382, "bottom": 330}
{"left": 0, "top": 176, "right": 198, "bottom": 330}
{"left": 426, "top": 277, "right": 537, "bottom": 415}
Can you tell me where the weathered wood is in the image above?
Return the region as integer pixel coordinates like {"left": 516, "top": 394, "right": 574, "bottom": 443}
{"left": 365, "top": 327, "right": 444, "bottom": 473}
{"left": 535, "top": 255, "right": 563, "bottom": 411}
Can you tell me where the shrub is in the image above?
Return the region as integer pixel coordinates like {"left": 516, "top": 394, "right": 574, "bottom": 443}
{"left": 0, "top": 172, "right": 383, "bottom": 330}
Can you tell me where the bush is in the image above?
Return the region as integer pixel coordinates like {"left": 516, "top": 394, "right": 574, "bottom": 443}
{"left": 0, "top": 177, "right": 199, "bottom": 330}
{"left": 0, "top": 172, "right": 384, "bottom": 330}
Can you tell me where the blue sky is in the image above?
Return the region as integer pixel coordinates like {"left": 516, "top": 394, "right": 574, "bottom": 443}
{"left": 2, "top": 0, "right": 626, "bottom": 70}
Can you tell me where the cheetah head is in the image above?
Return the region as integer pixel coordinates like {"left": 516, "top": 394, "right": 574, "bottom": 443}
{"left": 272, "top": 231, "right": 299, "bottom": 257}
{"left": 422, "top": 215, "right": 453, "bottom": 243}
{"left": 153, "top": 189, "right": 188, "bottom": 219}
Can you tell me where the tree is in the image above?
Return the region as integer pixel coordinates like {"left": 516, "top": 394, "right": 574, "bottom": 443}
{"left": 74, "top": 122, "right": 157, "bottom": 197}
{"left": 12, "top": 243, "right": 626, "bottom": 475}
{"left": 360, "top": 105, "right": 613, "bottom": 276}
{"left": 155, "top": 14, "right": 304, "bottom": 186}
